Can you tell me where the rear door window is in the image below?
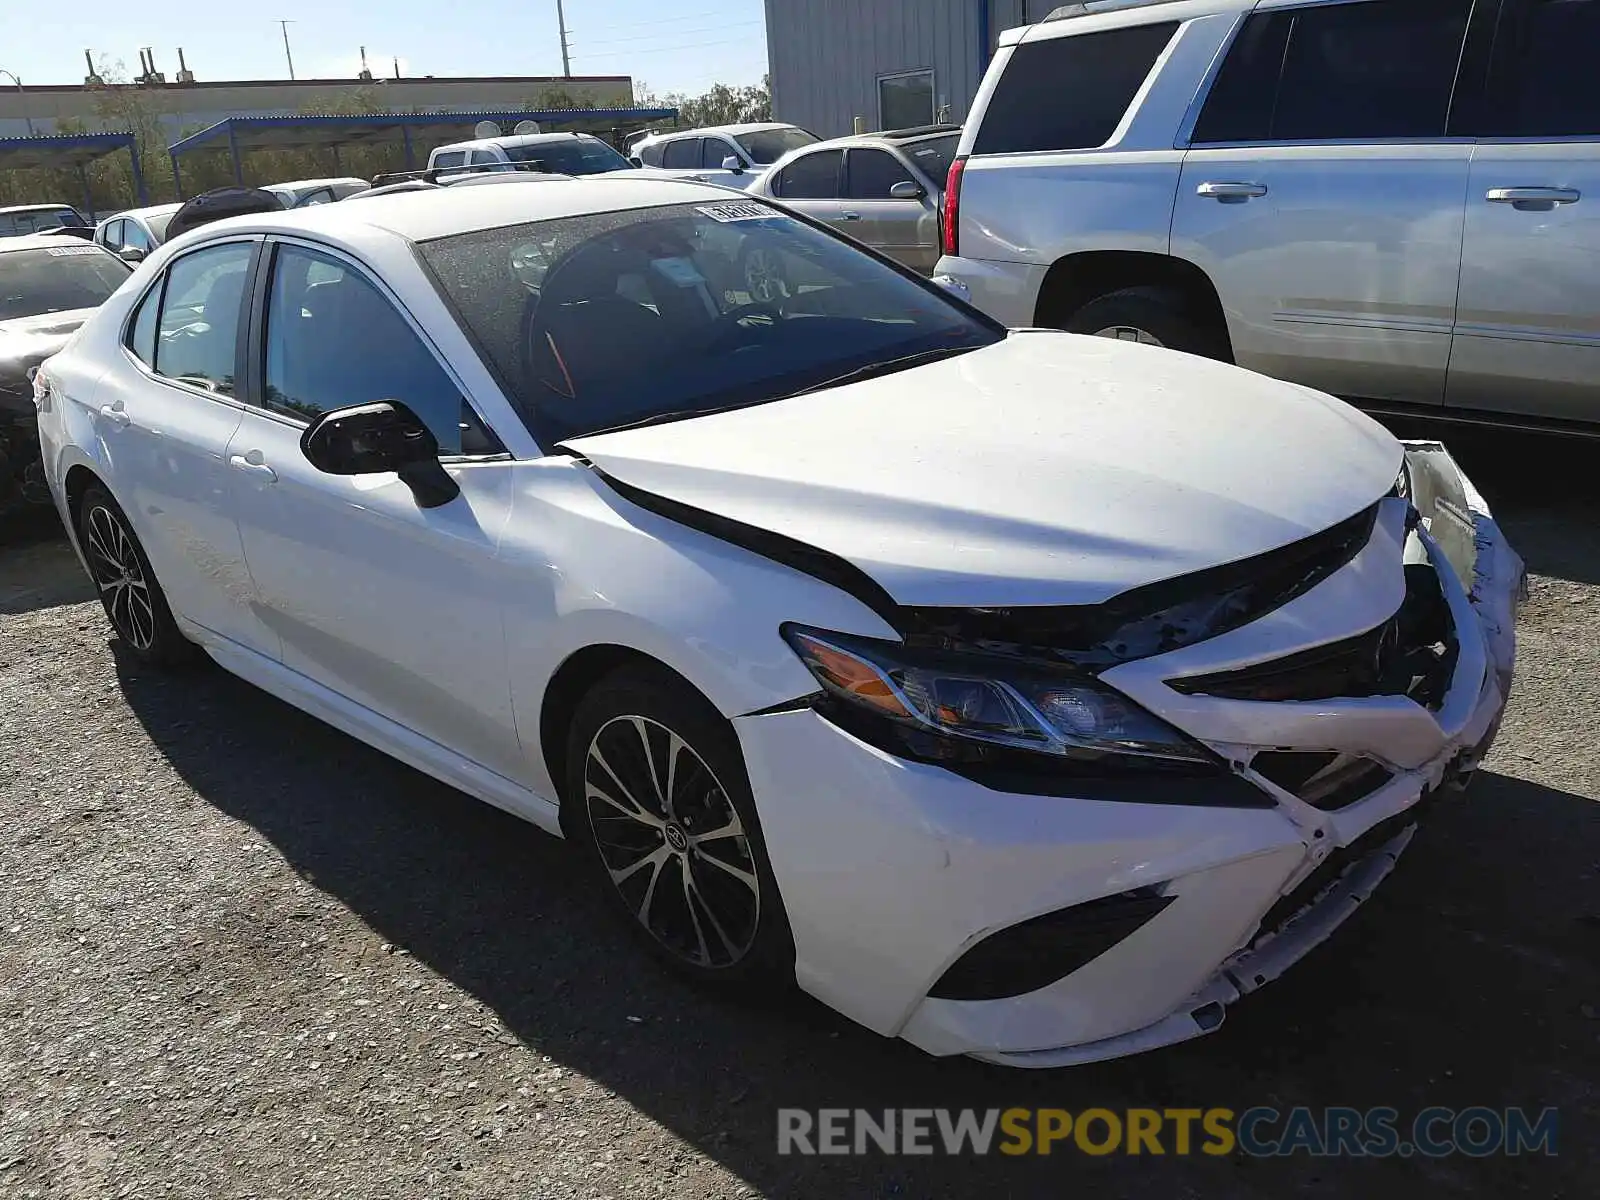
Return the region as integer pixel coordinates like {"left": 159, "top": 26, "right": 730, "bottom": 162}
{"left": 1193, "top": 0, "right": 1473, "bottom": 143}
{"left": 151, "top": 241, "right": 255, "bottom": 395}
{"left": 973, "top": 22, "right": 1179, "bottom": 154}
{"left": 662, "top": 138, "right": 703, "bottom": 169}
{"left": 1480, "top": 0, "right": 1600, "bottom": 137}
{"left": 774, "top": 148, "right": 844, "bottom": 198}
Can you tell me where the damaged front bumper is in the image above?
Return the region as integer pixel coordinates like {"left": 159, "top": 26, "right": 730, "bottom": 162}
{"left": 734, "top": 442, "right": 1525, "bottom": 1067}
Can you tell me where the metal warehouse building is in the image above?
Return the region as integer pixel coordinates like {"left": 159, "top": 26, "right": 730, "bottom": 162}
{"left": 765, "top": 1, "right": 1052, "bottom": 138}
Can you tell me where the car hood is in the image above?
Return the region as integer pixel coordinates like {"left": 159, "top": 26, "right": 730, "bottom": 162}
{"left": 0, "top": 308, "right": 93, "bottom": 417}
{"left": 564, "top": 331, "right": 1403, "bottom": 608}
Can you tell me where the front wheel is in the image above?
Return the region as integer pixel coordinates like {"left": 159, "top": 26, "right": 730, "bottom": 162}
{"left": 76, "top": 484, "right": 197, "bottom": 668}
{"left": 564, "top": 665, "right": 794, "bottom": 990}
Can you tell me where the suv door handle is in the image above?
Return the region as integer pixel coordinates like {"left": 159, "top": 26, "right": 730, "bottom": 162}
{"left": 1197, "top": 181, "right": 1268, "bottom": 202}
{"left": 1486, "top": 186, "right": 1580, "bottom": 210}
{"left": 99, "top": 403, "right": 131, "bottom": 428}
{"left": 228, "top": 454, "right": 278, "bottom": 484}
{"left": 840, "top": 211, "right": 862, "bottom": 221}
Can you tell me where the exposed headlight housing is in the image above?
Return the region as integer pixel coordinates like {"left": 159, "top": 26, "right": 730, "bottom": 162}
{"left": 781, "top": 624, "right": 1216, "bottom": 771}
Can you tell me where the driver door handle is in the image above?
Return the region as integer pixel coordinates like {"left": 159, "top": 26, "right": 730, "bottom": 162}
{"left": 840, "top": 211, "right": 862, "bottom": 221}
{"left": 1486, "top": 186, "right": 1580, "bottom": 209}
{"left": 228, "top": 454, "right": 277, "bottom": 484}
{"left": 99, "top": 403, "right": 131, "bottom": 428}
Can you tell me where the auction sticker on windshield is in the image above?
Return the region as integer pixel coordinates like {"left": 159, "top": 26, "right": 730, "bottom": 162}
{"left": 696, "top": 202, "right": 771, "bottom": 223}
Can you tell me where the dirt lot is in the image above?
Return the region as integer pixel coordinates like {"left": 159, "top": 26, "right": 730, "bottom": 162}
{"left": 1, "top": 425, "right": 1596, "bottom": 1199}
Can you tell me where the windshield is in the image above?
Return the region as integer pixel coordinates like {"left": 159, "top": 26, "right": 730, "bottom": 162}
{"left": 418, "top": 200, "right": 1002, "bottom": 445}
{"left": 504, "top": 139, "right": 633, "bottom": 176}
{"left": 904, "top": 135, "right": 959, "bottom": 189}
{"left": 0, "top": 245, "right": 130, "bottom": 320}
{"left": 734, "top": 127, "right": 819, "bottom": 164}
{"left": 146, "top": 211, "right": 177, "bottom": 241}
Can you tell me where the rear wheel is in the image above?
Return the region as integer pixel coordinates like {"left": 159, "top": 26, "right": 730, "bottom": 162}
{"left": 1062, "top": 285, "right": 1229, "bottom": 361}
{"left": 77, "top": 484, "right": 197, "bottom": 668}
{"left": 564, "top": 665, "right": 794, "bottom": 990}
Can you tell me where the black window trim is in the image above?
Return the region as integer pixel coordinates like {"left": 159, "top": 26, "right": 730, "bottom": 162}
{"left": 1177, "top": 0, "right": 1497, "bottom": 149}
{"left": 116, "top": 234, "right": 263, "bottom": 407}
{"left": 239, "top": 233, "right": 509, "bottom": 462}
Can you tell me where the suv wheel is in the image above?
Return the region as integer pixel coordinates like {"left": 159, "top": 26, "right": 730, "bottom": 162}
{"left": 1063, "top": 286, "right": 1228, "bottom": 361}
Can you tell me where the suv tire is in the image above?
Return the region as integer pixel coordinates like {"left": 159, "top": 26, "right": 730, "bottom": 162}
{"left": 1062, "top": 286, "right": 1229, "bottom": 361}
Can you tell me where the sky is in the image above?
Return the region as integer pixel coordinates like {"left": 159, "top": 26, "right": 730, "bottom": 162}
{"left": 1, "top": 0, "right": 770, "bottom": 96}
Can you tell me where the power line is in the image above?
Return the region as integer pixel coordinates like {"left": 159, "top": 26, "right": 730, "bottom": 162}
{"left": 574, "top": 19, "right": 761, "bottom": 48}
{"left": 573, "top": 35, "right": 763, "bottom": 60}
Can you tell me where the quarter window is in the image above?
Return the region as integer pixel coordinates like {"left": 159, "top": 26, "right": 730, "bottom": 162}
{"left": 774, "top": 149, "right": 844, "bottom": 198}
{"left": 151, "top": 241, "right": 254, "bottom": 395}
{"left": 973, "top": 23, "right": 1178, "bottom": 154}
{"left": 126, "top": 284, "right": 160, "bottom": 367}
{"left": 1482, "top": 0, "right": 1600, "bottom": 137}
{"left": 102, "top": 219, "right": 126, "bottom": 251}
{"left": 122, "top": 221, "right": 151, "bottom": 252}
{"left": 1193, "top": 0, "right": 1472, "bottom": 144}
{"left": 260, "top": 243, "right": 493, "bottom": 455}
{"left": 846, "top": 149, "right": 916, "bottom": 199}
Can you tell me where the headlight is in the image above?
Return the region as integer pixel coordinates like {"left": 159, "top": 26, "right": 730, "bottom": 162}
{"left": 781, "top": 624, "right": 1214, "bottom": 768}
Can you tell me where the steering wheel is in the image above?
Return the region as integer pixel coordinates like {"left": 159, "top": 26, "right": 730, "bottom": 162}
{"left": 700, "top": 301, "right": 784, "bottom": 354}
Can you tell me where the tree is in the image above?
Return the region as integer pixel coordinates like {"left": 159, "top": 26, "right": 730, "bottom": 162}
{"left": 635, "top": 76, "right": 771, "bottom": 128}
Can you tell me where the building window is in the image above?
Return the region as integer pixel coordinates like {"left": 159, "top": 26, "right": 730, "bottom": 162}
{"left": 879, "top": 70, "right": 935, "bottom": 131}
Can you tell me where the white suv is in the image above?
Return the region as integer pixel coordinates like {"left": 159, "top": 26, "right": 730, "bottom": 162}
{"left": 938, "top": 0, "right": 1600, "bottom": 430}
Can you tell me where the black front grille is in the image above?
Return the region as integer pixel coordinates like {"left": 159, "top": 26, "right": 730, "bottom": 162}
{"left": 928, "top": 888, "right": 1174, "bottom": 1001}
{"left": 1169, "top": 563, "right": 1457, "bottom": 707}
{"left": 1251, "top": 751, "right": 1394, "bottom": 811}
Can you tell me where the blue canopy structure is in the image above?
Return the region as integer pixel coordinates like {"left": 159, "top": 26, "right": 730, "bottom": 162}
{"left": 0, "top": 132, "right": 148, "bottom": 216}
{"left": 165, "top": 108, "right": 679, "bottom": 197}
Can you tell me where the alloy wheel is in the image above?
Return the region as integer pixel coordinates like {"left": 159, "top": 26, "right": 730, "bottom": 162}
{"left": 583, "top": 715, "right": 761, "bottom": 969}
{"left": 1092, "top": 324, "right": 1165, "bottom": 347}
{"left": 83, "top": 504, "right": 156, "bottom": 652}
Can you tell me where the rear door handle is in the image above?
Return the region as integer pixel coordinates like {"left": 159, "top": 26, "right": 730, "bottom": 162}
{"left": 228, "top": 454, "right": 278, "bottom": 483}
{"left": 1197, "top": 181, "right": 1268, "bottom": 202}
{"left": 840, "top": 211, "right": 862, "bottom": 221}
{"left": 1486, "top": 186, "right": 1580, "bottom": 210}
{"left": 99, "top": 403, "right": 131, "bottom": 428}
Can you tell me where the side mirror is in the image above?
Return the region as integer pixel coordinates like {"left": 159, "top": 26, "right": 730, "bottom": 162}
{"left": 118, "top": 246, "right": 147, "bottom": 263}
{"left": 721, "top": 155, "right": 746, "bottom": 175}
{"left": 300, "top": 400, "right": 461, "bottom": 509}
{"left": 930, "top": 274, "right": 972, "bottom": 305}
{"left": 889, "top": 179, "right": 925, "bottom": 200}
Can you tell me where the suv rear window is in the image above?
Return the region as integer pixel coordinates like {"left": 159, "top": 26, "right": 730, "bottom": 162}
{"left": 972, "top": 22, "right": 1178, "bottom": 155}
{"left": 1193, "top": 0, "right": 1472, "bottom": 144}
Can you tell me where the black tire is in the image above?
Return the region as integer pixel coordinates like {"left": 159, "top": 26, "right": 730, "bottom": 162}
{"left": 1062, "top": 285, "right": 1229, "bottom": 361}
{"left": 76, "top": 484, "right": 198, "bottom": 668}
{"left": 563, "top": 664, "right": 795, "bottom": 991}
{"left": 737, "top": 235, "right": 791, "bottom": 305}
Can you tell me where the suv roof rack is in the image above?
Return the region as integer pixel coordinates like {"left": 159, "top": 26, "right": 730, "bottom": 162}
{"left": 1044, "top": 0, "right": 1183, "bottom": 21}
{"left": 878, "top": 123, "right": 963, "bottom": 140}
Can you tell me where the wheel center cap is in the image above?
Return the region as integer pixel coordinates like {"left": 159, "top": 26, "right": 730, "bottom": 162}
{"left": 664, "top": 823, "right": 689, "bottom": 852}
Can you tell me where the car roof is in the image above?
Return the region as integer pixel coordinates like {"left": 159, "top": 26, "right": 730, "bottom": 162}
{"left": 104, "top": 203, "right": 183, "bottom": 223}
{"left": 433, "top": 132, "right": 595, "bottom": 153}
{"left": 800, "top": 126, "right": 962, "bottom": 152}
{"left": 264, "top": 177, "right": 370, "bottom": 191}
{"left": 0, "top": 203, "right": 79, "bottom": 216}
{"left": 0, "top": 233, "right": 113, "bottom": 255}
{"left": 175, "top": 174, "right": 743, "bottom": 245}
{"left": 636, "top": 123, "right": 796, "bottom": 145}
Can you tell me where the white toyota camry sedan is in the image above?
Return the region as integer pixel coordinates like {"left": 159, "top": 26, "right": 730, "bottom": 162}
{"left": 33, "top": 178, "right": 1525, "bottom": 1067}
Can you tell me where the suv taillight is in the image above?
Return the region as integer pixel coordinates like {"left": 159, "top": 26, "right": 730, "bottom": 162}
{"left": 941, "top": 155, "right": 966, "bottom": 258}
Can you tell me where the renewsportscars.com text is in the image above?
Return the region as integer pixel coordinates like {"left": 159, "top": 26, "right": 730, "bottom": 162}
{"left": 776, "top": 1106, "right": 1558, "bottom": 1158}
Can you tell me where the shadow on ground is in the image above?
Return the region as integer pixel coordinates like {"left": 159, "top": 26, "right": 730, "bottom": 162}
{"left": 112, "top": 647, "right": 1597, "bottom": 1199}
{"left": 0, "top": 512, "right": 93, "bottom": 615}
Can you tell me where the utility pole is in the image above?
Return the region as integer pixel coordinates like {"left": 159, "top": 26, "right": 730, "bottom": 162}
{"left": 555, "top": 0, "right": 571, "bottom": 77}
{"left": 277, "top": 20, "right": 296, "bottom": 80}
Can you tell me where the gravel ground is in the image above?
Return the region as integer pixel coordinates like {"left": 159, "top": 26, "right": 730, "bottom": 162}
{"left": 1, "top": 425, "right": 1596, "bottom": 1199}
